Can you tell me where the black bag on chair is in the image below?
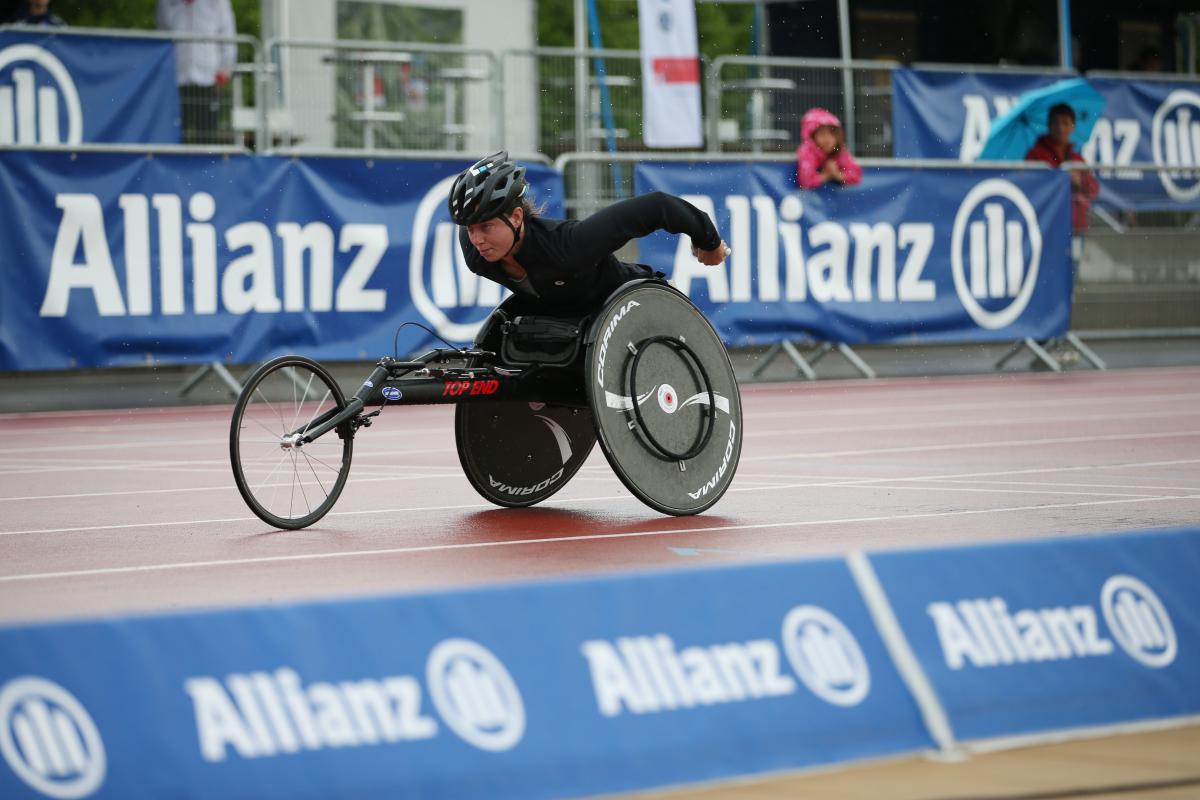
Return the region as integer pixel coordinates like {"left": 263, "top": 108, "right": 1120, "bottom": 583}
{"left": 500, "top": 315, "right": 585, "bottom": 366}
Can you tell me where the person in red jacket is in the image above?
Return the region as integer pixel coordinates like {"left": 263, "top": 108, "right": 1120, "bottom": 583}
{"left": 1025, "top": 103, "right": 1100, "bottom": 231}
{"left": 796, "top": 107, "right": 863, "bottom": 189}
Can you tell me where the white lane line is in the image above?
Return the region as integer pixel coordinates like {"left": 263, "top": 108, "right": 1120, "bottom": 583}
{"left": 743, "top": 390, "right": 1200, "bottom": 420}
{"left": 0, "top": 470, "right": 621, "bottom": 504}
{"left": 5, "top": 403, "right": 1195, "bottom": 457}
{"left": 3, "top": 454, "right": 1193, "bottom": 506}
{"left": 3, "top": 493, "right": 1198, "bottom": 583}
{"left": 734, "top": 459, "right": 1200, "bottom": 487}
{"left": 0, "top": 447, "right": 460, "bottom": 476}
{"left": 936, "top": 478, "right": 1200, "bottom": 493}
{"left": 746, "top": 409, "right": 1200, "bottom": 438}
{"left": 7, "top": 427, "right": 1198, "bottom": 479}
{"left": 0, "top": 472, "right": 467, "bottom": 503}
{"left": 823, "top": 484, "right": 1158, "bottom": 499}
{"left": 4, "top": 468, "right": 1198, "bottom": 538}
{"left": 742, "top": 430, "right": 1200, "bottom": 462}
{"left": 0, "top": 436, "right": 457, "bottom": 456}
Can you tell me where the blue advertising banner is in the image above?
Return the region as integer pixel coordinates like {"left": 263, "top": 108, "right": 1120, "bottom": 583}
{"left": 892, "top": 68, "right": 1056, "bottom": 162}
{"left": 869, "top": 528, "right": 1200, "bottom": 742}
{"left": 0, "top": 560, "right": 932, "bottom": 799}
{"left": 0, "top": 30, "right": 180, "bottom": 144}
{"left": 892, "top": 68, "right": 1200, "bottom": 209}
{"left": 634, "top": 161, "right": 1072, "bottom": 345}
{"left": 0, "top": 152, "right": 563, "bottom": 371}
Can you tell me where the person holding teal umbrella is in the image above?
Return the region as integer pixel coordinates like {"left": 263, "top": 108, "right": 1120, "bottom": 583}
{"left": 979, "top": 77, "right": 1104, "bottom": 231}
{"left": 1024, "top": 103, "right": 1100, "bottom": 231}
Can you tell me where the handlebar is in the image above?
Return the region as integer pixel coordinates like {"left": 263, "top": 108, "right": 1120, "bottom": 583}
{"left": 388, "top": 348, "right": 496, "bottom": 372}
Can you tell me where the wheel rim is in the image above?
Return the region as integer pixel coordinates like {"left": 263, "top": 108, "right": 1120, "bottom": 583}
{"left": 231, "top": 359, "right": 352, "bottom": 528}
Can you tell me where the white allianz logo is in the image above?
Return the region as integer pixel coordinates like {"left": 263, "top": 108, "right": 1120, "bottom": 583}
{"left": 1151, "top": 89, "right": 1200, "bottom": 201}
{"left": 927, "top": 574, "right": 1176, "bottom": 671}
{"left": 0, "top": 677, "right": 105, "bottom": 799}
{"left": 185, "top": 639, "right": 525, "bottom": 761}
{"left": 426, "top": 638, "right": 526, "bottom": 752}
{"left": 409, "top": 173, "right": 507, "bottom": 343}
{"left": 579, "top": 604, "right": 870, "bottom": 717}
{"left": 1100, "top": 575, "right": 1176, "bottom": 668}
{"left": 950, "top": 179, "right": 1042, "bottom": 330}
{"left": 0, "top": 44, "right": 83, "bottom": 145}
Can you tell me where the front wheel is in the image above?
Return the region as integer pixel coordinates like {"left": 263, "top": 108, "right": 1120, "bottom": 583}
{"left": 230, "top": 355, "right": 354, "bottom": 529}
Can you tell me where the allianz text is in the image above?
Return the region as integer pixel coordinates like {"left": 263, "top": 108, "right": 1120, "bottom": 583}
{"left": 40, "top": 192, "right": 388, "bottom": 317}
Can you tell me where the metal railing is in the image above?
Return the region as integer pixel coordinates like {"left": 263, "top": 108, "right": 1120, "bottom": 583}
{"left": 0, "top": 23, "right": 261, "bottom": 147}
{"left": 501, "top": 47, "right": 713, "bottom": 160}
{"left": 1060, "top": 163, "right": 1200, "bottom": 332}
{"left": 706, "top": 55, "right": 900, "bottom": 157}
{"left": 554, "top": 151, "right": 1051, "bottom": 217}
{"left": 261, "top": 38, "right": 500, "bottom": 153}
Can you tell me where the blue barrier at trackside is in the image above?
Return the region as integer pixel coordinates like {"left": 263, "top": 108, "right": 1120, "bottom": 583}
{"left": 868, "top": 528, "right": 1200, "bottom": 741}
{"left": 0, "top": 559, "right": 933, "bottom": 800}
{"left": 1, "top": 527, "right": 1197, "bottom": 799}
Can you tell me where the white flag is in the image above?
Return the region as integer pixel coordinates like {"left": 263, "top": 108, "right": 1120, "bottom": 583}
{"left": 638, "top": 0, "right": 703, "bottom": 148}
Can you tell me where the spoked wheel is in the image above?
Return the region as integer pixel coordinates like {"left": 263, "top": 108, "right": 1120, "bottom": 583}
{"left": 230, "top": 355, "right": 354, "bottom": 529}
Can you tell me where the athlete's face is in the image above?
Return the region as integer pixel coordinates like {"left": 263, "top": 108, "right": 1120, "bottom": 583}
{"left": 467, "top": 207, "right": 524, "bottom": 262}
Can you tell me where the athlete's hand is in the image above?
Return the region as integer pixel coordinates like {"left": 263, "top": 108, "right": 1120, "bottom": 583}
{"left": 692, "top": 240, "right": 731, "bottom": 265}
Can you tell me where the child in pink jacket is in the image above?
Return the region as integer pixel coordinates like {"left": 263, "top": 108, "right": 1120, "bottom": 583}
{"left": 796, "top": 108, "right": 862, "bottom": 189}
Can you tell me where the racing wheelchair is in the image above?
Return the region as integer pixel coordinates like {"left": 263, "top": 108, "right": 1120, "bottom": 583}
{"left": 229, "top": 279, "right": 743, "bottom": 530}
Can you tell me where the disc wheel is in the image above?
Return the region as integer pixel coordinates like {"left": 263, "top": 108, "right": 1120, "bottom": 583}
{"left": 230, "top": 355, "right": 353, "bottom": 529}
{"left": 586, "top": 281, "right": 743, "bottom": 516}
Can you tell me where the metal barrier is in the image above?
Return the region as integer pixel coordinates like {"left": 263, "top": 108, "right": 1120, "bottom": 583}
{"left": 1, "top": 23, "right": 262, "bottom": 147}
{"left": 706, "top": 55, "right": 900, "bottom": 157}
{"left": 501, "top": 47, "right": 711, "bottom": 160}
{"left": 261, "top": 38, "right": 500, "bottom": 153}
{"left": 1060, "top": 163, "right": 1200, "bottom": 353}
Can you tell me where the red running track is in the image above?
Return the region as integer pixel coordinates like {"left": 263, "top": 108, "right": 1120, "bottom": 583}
{"left": 1, "top": 366, "right": 1198, "bottom": 624}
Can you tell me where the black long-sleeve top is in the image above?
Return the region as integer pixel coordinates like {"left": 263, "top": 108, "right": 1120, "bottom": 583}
{"left": 457, "top": 191, "right": 721, "bottom": 315}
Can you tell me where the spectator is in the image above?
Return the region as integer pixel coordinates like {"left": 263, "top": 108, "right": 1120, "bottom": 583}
{"left": 10, "top": 0, "right": 65, "bottom": 25}
{"left": 796, "top": 107, "right": 862, "bottom": 189}
{"left": 1024, "top": 102, "right": 1099, "bottom": 231}
{"left": 156, "top": 0, "right": 237, "bottom": 145}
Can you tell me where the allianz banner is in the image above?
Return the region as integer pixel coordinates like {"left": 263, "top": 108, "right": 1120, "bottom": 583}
{"left": 870, "top": 528, "right": 1200, "bottom": 741}
{"left": 634, "top": 162, "right": 1072, "bottom": 345}
{"left": 0, "top": 152, "right": 563, "bottom": 371}
{"left": 0, "top": 30, "right": 180, "bottom": 145}
{"left": 892, "top": 67, "right": 1200, "bottom": 210}
{"left": 0, "top": 560, "right": 932, "bottom": 799}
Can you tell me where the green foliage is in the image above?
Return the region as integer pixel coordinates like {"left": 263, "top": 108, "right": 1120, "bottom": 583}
{"left": 537, "top": 0, "right": 754, "bottom": 60}
{"left": 47, "top": 0, "right": 260, "bottom": 38}
{"left": 337, "top": 1, "right": 462, "bottom": 44}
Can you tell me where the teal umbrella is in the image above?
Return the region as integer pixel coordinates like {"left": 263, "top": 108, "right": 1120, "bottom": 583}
{"left": 979, "top": 77, "right": 1106, "bottom": 161}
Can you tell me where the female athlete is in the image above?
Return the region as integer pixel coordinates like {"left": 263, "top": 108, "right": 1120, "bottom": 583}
{"left": 448, "top": 151, "right": 730, "bottom": 315}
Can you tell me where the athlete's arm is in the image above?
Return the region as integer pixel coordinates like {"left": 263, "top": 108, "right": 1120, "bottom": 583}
{"left": 566, "top": 192, "right": 723, "bottom": 264}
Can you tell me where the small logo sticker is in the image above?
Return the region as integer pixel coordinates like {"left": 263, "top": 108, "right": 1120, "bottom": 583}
{"left": 0, "top": 677, "right": 106, "bottom": 798}
{"left": 781, "top": 606, "right": 871, "bottom": 707}
{"left": 657, "top": 384, "right": 678, "bottom": 414}
{"left": 426, "top": 639, "right": 525, "bottom": 752}
{"left": 1101, "top": 575, "right": 1177, "bottom": 668}
{"left": 382, "top": 386, "right": 402, "bottom": 401}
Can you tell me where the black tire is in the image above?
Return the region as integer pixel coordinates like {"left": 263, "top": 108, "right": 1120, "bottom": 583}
{"left": 230, "top": 355, "right": 354, "bottom": 529}
{"left": 456, "top": 401, "right": 596, "bottom": 508}
{"left": 454, "top": 305, "right": 597, "bottom": 508}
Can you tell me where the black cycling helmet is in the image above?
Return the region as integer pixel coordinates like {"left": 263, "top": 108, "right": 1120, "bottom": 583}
{"left": 448, "top": 151, "right": 529, "bottom": 226}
